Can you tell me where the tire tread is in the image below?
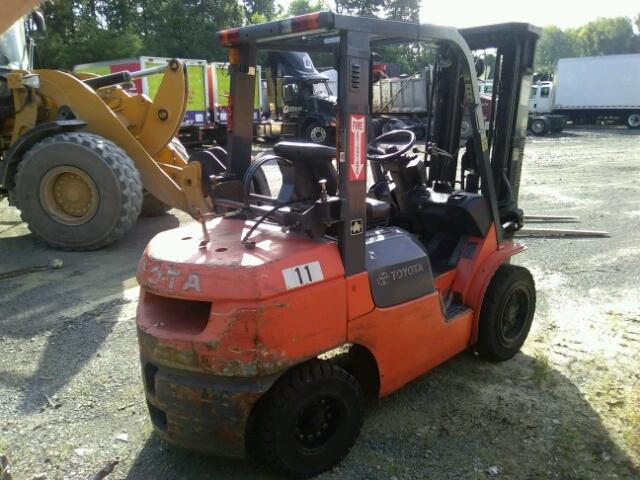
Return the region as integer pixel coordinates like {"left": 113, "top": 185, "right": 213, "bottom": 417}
{"left": 14, "top": 132, "right": 142, "bottom": 250}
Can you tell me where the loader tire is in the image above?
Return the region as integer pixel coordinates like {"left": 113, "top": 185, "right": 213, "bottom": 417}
{"left": 476, "top": 264, "right": 536, "bottom": 362}
{"left": 140, "top": 191, "right": 172, "bottom": 217}
{"left": 15, "top": 132, "right": 143, "bottom": 250}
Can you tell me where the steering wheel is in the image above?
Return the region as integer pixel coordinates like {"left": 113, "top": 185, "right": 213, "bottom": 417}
{"left": 367, "top": 129, "right": 416, "bottom": 162}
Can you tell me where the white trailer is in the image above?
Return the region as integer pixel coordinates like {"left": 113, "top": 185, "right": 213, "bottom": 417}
{"left": 529, "top": 54, "right": 640, "bottom": 132}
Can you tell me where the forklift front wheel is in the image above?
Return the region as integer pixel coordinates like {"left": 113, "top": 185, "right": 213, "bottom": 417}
{"left": 477, "top": 264, "right": 536, "bottom": 362}
{"left": 255, "top": 360, "right": 364, "bottom": 478}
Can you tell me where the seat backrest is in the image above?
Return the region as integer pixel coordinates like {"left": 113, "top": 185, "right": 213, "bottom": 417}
{"left": 273, "top": 141, "right": 338, "bottom": 197}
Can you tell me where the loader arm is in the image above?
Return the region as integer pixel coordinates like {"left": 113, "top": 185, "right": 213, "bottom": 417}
{"left": 0, "top": 0, "right": 41, "bottom": 33}
{"left": 35, "top": 68, "right": 209, "bottom": 214}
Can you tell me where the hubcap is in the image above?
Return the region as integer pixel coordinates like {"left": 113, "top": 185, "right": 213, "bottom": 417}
{"left": 628, "top": 114, "right": 640, "bottom": 127}
{"left": 499, "top": 289, "right": 529, "bottom": 346}
{"left": 293, "top": 395, "right": 342, "bottom": 451}
{"left": 532, "top": 121, "right": 544, "bottom": 134}
{"left": 39, "top": 166, "right": 99, "bottom": 225}
{"left": 310, "top": 126, "right": 327, "bottom": 143}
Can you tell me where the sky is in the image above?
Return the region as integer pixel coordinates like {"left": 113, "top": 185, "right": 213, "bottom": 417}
{"left": 279, "top": 0, "right": 639, "bottom": 30}
{"left": 417, "top": 0, "right": 639, "bottom": 29}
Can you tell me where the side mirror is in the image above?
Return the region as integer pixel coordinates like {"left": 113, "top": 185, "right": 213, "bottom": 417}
{"left": 31, "top": 11, "right": 47, "bottom": 35}
{"left": 475, "top": 58, "right": 485, "bottom": 78}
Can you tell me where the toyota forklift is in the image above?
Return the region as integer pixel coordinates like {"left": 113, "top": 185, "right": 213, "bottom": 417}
{"left": 136, "top": 12, "right": 539, "bottom": 477}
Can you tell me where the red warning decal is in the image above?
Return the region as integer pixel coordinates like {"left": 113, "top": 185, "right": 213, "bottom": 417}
{"left": 348, "top": 114, "right": 366, "bottom": 182}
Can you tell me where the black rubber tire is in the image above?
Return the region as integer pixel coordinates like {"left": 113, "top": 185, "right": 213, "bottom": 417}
{"left": 14, "top": 132, "right": 143, "bottom": 250}
{"left": 256, "top": 360, "right": 364, "bottom": 478}
{"left": 625, "top": 112, "right": 640, "bottom": 130}
{"left": 476, "top": 264, "right": 536, "bottom": 362}
{"left": 304, "top": 122, "right": 331, "bottom": 145}
{"left": 530, "top": 119, "right": 548, "bottom": 136}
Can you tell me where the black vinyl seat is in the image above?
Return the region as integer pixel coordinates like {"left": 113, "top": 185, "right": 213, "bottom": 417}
{"left": 272, "top": 141, "right": 390, "bottom": 224}
{"left": 273, "top": 141, "right": 336, "bottom": 162}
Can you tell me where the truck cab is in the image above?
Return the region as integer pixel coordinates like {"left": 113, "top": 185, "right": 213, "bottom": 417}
{"left": 281, "top": 76, "right": 337, "bottom": 143}
{"left": 529, "top": 81, "right": 553, "bottom": 114}
{"left": 267, "top": 51, "right": 337, "bottom": 145}
{"left": 0, "top": 19, "right": 29, "bottom": 70}
{"left": 527, "top": 81, "right": 566, "bottom": 136}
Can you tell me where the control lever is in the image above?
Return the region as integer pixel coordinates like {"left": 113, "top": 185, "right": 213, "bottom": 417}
{"left": 319, "top": 178, "right": 328, "bottom": 202}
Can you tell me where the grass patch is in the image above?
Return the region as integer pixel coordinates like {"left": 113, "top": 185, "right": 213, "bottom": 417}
{"left": 622, "top": 383, "right": 640, "bottom": 463}
{"left": 529, "top": 351, "right": 554, "bottom": 388}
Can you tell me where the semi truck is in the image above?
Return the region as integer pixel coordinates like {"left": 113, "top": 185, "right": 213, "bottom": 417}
{"left": 264, "top": 51, "right": 337, "bottom": 144}
{"left": 529, "top": 53, "right": 640, "bottom": 134}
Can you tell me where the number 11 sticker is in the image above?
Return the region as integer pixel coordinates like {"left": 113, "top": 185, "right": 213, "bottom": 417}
{"left": 282, "top": 261, "right": 324, "bottom": 290}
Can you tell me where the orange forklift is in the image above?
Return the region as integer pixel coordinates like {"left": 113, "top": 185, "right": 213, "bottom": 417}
{"left": 136, "top": 12, "right": 539, "bottom": 477}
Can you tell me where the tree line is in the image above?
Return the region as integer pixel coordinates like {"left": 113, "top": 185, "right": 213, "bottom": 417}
{"left": 34, "top": 0, "right": 640, "bottom": 76}
{"left": 535, "top": 16, "right": 640, "bottom": 74}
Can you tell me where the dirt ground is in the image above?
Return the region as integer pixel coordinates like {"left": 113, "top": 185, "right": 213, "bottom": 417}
{"left": 1, "top": 127, "right": 639, "bottom": 480}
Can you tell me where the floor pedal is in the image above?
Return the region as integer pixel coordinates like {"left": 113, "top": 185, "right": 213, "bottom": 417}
{"left": 445, "top": 302, "right": 471, "bottom": 321}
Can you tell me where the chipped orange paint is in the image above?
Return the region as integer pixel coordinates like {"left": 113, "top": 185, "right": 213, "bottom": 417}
{"left": 137, "top": 217, "right": 348, "bottom": 377}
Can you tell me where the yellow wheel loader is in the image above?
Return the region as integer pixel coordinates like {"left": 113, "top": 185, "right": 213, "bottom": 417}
{"left": 0, "top": 4, "right": 227, "bottom": 250}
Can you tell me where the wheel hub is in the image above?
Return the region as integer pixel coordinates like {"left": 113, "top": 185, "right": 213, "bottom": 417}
{"left": 500, "top": 289, "right": 529, "bottom": 344}
{"left": 40, "top": 166, "right": 99, "bottom": 225}
{"left": 310, "top": 126, "right": 327, "bottom": 143}
{"left": 294, "top": 395, "right": 340, "bottom": 450}
{"left": 628, "top": 114, "right": 640, "bottom": 128}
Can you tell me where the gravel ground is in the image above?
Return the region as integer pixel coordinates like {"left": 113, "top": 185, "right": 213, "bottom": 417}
{"left": 1, "top": 126, "right": 639, "bottom": 480}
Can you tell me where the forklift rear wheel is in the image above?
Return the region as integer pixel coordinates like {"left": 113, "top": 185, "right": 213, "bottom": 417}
{"left": 626, "top": 112, "right": 640, "bottom": 130}
{"left": 14, "top": 132, "right": 143, "bottom": 250}
{"left": 256, "top": 360, "right": 364, "bottom": 478}
{"left": 305, "top": 122, "right": 330, "bottom": 145}
{"left": 530, "top": 119, "right": 548, "bottom": 136}
{"left": 477, "top": 264, "right": 536, "bottom": 362}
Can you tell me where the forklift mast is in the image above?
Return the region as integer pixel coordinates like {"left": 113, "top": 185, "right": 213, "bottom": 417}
{"left": 461, "top": 24, "right": 539, "bottom": 227}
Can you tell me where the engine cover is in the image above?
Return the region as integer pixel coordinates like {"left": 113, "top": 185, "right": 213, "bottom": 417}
{"left": 365, "top": 227, "right": 435, "bottom": 308}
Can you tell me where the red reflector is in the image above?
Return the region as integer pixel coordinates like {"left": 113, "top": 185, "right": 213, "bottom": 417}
{"left": 291, "top": 12, "right": 321, "bottom": 32}
{"left": 219, "top": 28, "right": 240, "bottom": 45}
{"left": 227, "top": 94, "right": 233, "bottom": 132}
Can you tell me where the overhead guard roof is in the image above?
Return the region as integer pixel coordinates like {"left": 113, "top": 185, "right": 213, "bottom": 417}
{"left": 217, "top": 11, "right": 540, "bottom": 52}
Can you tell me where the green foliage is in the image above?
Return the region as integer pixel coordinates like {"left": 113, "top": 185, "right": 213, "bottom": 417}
{"left": 534, "top": 26, "right": 580, "bottom": 75}
{"left": 535, "top": 16, "right": 639, "bottom": 75}
{"left": 286, "top": 0, "right": 324, "bottom": 16}
{"left": 35, "top": 0, "right": 274, "bottom": 69}
{"left": 574, "top": 17, "right": 635, "bottom": 56}
{"left": 32, "top": 1, "right": 640, "bottom": 76}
